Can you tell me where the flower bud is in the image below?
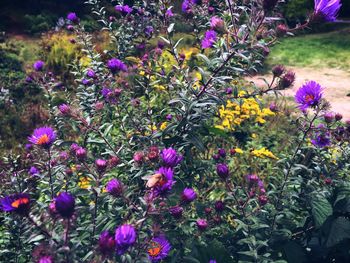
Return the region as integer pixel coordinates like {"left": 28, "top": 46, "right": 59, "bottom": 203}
{"left": 276, "top": 24, "right": 288, "bottom": 37}
{"left": 169, "top": 206, "right": 183, "bottom": 219}
{"left": 95, "top": 159, "right": 107, "bottom": 173}
{"left": 216, "top": 163, "right": 229, "bottom": 179}
{"left": 335, "top": 113, "right": 343, "bottom": 121}
{"left": 280, "top": 71, "right": 295, "bottom": 88}
{"left": 214, "top": 201, "right": 225, "bottom": 212}
{"left": 272, "top": 65, "right": 285, "bottom": 77}
{"left": 258, "top": 195, "right": 268, "bottom": 206}
{"left": 196, "top": 219, "right": 208, "bottom": 231}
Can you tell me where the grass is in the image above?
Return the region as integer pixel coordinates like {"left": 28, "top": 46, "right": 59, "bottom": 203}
{"left": 266, "top": 27, "right": 350, "bottom": 70}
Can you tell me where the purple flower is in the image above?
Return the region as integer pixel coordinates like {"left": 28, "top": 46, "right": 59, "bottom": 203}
{"left": 82, "top": 78, "right": 91, "bottom": 86}
{"left": 311, "top": 131, "right": 331, "bottom": 148}
{"left": 147, "top": 236, "right": 171, "bottom": 262}
{"left": 75, "top": 147, "right": 87, "bottom": 161}
{"left": 280, "top": 71, "right": 295, "bottom": 88}
{"left": 152, "top": 167, "right": 175, "bottom": 197}
{"left": 214, "top": 201, "right": 225, "bottom": 212}
{"left": 106, "top": 179, "right": 123, "bottom": 197}
{"left": 0, "top": 193, "right": 30, "bottom": 215}
{"left": 218, "top": 148, "right": 226, "bottom": 158}
{"left": 115, "top": 224, "right": 137, "bottom": 255}
{"left": 209, "top": 260, "right": 217, "bottom": 263}
{"left": 161, "top": 148, "right": 182, "bottom": 167}
{"left": 145, "top": 26, "right": 154, "bottom": 37}
{"left": 99, "top": 231, "right": 116, "bottom": 257}
{"left": 28, "top": 127, "right": 56, "bottom": 148}
{"left": 166, "top": 114, "right": 173, "bottom": 121}
{"left": 58, "top": 104, "right": 71, "bottom": 115}
{"left": 314, "top": 0, "right": 341, "bottom": 22}
{"left": 67, "top": 12, "right": 79, "bottom": 23}
{"left": 166, "top": 7, "right": 174, "bottom": 18}
{"left": 55, "top": 192, "right": 75, "bottom": 218}
{"left": 33, "top": 60, "right": 45, "bottom": 71}
{"left": 169, "top": 206, "right": 183, "bottom": 218}
{"left": 182, "top": 0, "right": 192, "bottom": 13}
{"left": 96, "top": 159, "right": 107, "bottom": 173}
{"left": 39, "top": 256, "right": 53, "bottom": 263}
{"left": 107, "top": 58, "right": 127, "bottom": 73}
{"left": 115, "top": 5, "right": 133, "bottom": 15}
{"left": 182, "top": 188, "right": 197, "bottom": 203}
{"left": 295, "top": 81, "right": 323, "bottom": 110}
{"left": 29, "top": 166, "right": 39, "bottom": 176}
{"left": 246, "top": 174, "right": 259, "bottom": 184}
{"left": 216, "top": 163, "right": 229, "bottom": 179}
{"left": 201, "top": 30, "right": 217, "bottom": 49}
{"left": 210, "top": 16, "right": 225, "bottom": 32}
{"left": 196, "top": 219, "right": 208, "bottom": 231}
{"left": 86, "top": 69, "right": 96, "bottom": 78}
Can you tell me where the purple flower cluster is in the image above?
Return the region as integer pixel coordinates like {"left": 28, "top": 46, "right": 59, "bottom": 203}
{"left": 107, "top": 58, "right": 128, "bottom": 73}
{"left": 54, "top": 192, "right": 75, "bottom": 218}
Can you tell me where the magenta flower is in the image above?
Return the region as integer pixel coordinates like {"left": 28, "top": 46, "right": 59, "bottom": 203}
{"left": 115, "top": 5, "right": 133, "bottom": 15}
{"left": 38, "top": 256, "right": 53, "bottom": 263}
{"left": 107, "top": 58, "right": 127, "bottom": 73}
{"left": 58, "top": 104, "right": 71, "bottom": 115}
{"left": 106, "top": 179, "right": 123, "bottom": 197}
{"left": 99, "top": 231, "right": 116, "bottom": 258}
{"left": 33, "top": 60, "right": 45, "bottom": 71}
{"left": 28, "top": 127, "right": 56, "bottom": 148}
{"left": 196, "top": 218, "right": 208, "bottom": 231}
{"left": 201, "top": 30, "right": 217, "bottom": 49}
{"left": 147, "top": 236, "right": 171, "bottom": 262}
{"left": 209, "top": 260, "right": 217, "bottom": 263}
{"left": 295, "top": 81, "right": 323, "bottom": 110}
{"left": 181, "top": 188, "right": 197, "bottom": 203}
{"left": 210, "top": 16, "right": 225, "bottom": 32}
{"left": 313, "top": 0, "right": 341, "bottom": 22}
{"left": 0, "top": 193, "right": 30, "bottom": 215}
{"left": 29, "top": 166, "right": 39, "bottom": 176}
{"left": 86, "top": 69, "right": 96, "bottom": 78}
{"left": 160, "top": 148, "right": 182, "bottom": 167}
{"left": 55, "top": 192, "right": 75, "bottom": 218}
{"left": 115, "top": 224, "right": 137, "bottom": 255}
{"left": 166, "top": 7, "right": 174, "bottom": 18}
{"left": 96, "top": 159, "right": 107, "bottom": 173}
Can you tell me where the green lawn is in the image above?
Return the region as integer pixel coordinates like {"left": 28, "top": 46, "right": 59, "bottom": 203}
{"left": 266, "top": 28, "right": 350, "bottom": 70}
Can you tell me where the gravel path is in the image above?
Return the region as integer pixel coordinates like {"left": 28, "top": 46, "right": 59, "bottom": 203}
{"left": 250, "top": 67, "right": 350, "bottom": 119}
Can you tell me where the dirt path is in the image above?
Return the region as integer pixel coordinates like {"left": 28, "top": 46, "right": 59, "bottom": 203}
{"left": 250, "top": 67, "right": 350, "bottom": 119}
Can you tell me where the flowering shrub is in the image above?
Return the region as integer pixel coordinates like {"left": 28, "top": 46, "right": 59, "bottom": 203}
{"left": 1, "top": 0, "right": 349, "bottom": 262}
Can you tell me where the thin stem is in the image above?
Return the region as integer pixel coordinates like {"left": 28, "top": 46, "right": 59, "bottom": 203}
{"left": 28, "top": 215, "right": 58, "bottom": 244}
{"left": 47, "top": 148, "right": 54, "bottom": 199}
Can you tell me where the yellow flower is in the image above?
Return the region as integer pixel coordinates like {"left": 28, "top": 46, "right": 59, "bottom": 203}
{"left": 78, "top": 176, "right": 92, "bottom": 189}
{"left": 252, "top": 133, "right": 257, "bottom": 139}
{"left": 251, "top": 148, "right": 278, "bottom": 160}
{"left": 234, "top": 148, "right": 243, "bottom": 154}
{"left": 160, "top": 122, "right": 168, "bottom": 131}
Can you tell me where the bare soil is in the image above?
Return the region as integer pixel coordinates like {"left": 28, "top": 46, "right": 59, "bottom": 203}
{"left": 250, "top": 67, "right": 350, "bottom": 119}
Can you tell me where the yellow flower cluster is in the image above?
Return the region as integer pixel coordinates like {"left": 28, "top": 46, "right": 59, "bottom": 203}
{"left": 251, "top": 148, "right": 278, "bottom": 160}
{"left": 215, "top": 96, "right": 275, "bottom": 131}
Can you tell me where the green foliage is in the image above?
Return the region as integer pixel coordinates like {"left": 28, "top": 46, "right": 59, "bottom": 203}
{"left": 23, "top": 13, "right": 58, "bottom": 34}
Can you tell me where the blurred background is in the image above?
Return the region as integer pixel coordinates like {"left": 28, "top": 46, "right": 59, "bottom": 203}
{"left": 0, "top": 0, "right": 349, "bottom": 150}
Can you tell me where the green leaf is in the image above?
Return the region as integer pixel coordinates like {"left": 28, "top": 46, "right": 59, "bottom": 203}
{"left": 326, "top": 217, "right": 350, "bottom": 247}
{"left": 283, "top": 241, "right": 306, "bottom": 263}
{"left": 311, "top": 196, "right": 333, "bottom": 228}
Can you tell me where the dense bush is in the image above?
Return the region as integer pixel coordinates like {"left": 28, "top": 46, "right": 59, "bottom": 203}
{"left": 1, "top": 1, "right": 349, "bottom": 263}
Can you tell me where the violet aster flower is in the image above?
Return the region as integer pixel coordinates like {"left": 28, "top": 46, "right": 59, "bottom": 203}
{"left": 161, "top": 148, "right": 182, "bottom": 167}
{"left": 107, "top": 58, "right": 127, "bottom": 73}
{"left": 115, "top": 224, "right": 137, "bottom": 255}
{"left": 295, "top": 81, "right": 323, "bottom": 110}
{"left": 182, "top": 0, "right": 192, "bottom": 13}
{"left": 166, "top": 7, "right": 174, "bottom": 18}
{"left": 28, "top": 126, "right": 56, "bottom": 148}
{"left": 209, "top": 260, "right": 217, "bottom": 263}
{"left": 147, "top": 236, "right": 171, "bottom": 262}
{"left": 218, "top": 148, "right": 226, "bottom": 158}
{"left": 115, "top": 5, "right": 133, "bottom": 15}
{"left": 201, "top": 30, "right": 217, "bottom": 49}
{"left": 169, "top": 206, "right": 183, "bottom": 218}
{"left": 0, "top": 193, "right": 30, "bottom": 215}
{"left": 152, "top": 167, "right": 175, "bottom": 197}
{"left": 67, "top": 12, "right": 79, "bottom": 23}
{"left": 196, "top": 218, "right": 208, "bottom": 231}
{"left": 29, "top": 166, "right": 39, "bottom": 176}
{"left": 181, "top": 188, "right": 197, "bottom": 203}
{"left": 216, "top": 163, "right": 229, "bottom": 179}
{"left": 106, "top": 179, "right": 123, "bottom": 197}
{"left": 311, "top": 131, "right": 331, "bottom": 148}
{"left": 55, "top": 192, "right": 75, "bottom": 218}
{"left": 86, "top": 69, "right": 96, "bottom": 78}
{"left": 313, "top": 0, "right": 341, "bottom": 22}
{"left": 33, "top": 60, "right": 45, "bottom": 71}
{"left": 145, "top": 26, "right": 154, "bottom": 37}
{"left": 99, "top": 231, "right": 116, "bottom": 258}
